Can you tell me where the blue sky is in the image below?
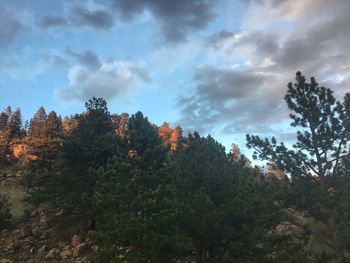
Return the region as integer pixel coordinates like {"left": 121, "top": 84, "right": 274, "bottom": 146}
{"left": 1, "top": 0, "right": 350, "bottom": 156}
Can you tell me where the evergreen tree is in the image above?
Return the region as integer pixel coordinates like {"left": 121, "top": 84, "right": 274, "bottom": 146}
{"left": 28, "top": 106, "right": 47, "bottom": 137}
{"left": 29, "top": 98, "right": 123, "bottom": 234}
{"left": 92, "top": 111, "right": 172, "bottom": 262}
{"left": 26, "top": 109, "right": 63, "bottom": 170}
{"left": 0, "top": 108, "right": 23, "bottom": 162}
{"left": 169, "top": 133, "right": 276, "bottom": 262}
{"left": 247, "top": 72, "right": 350, "bottom": 181}
{"left": 0, "top": 112, "right": 9, "bottom": 132}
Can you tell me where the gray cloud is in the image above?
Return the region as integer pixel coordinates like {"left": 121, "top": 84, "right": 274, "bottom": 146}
{"left": 177, "top": 67, "right": 286, "bottom": 134}
{"left": 179, "top": 0, "right": 350, "bottom": 135}
{"left": 111, "top": 0, "right": 217, "bottom": 42}
{"left": 66, "top": 49, "right": 101, "bottom": 70}
{"left": 37, "top": 3, "right": 115, "bottom": 31}
{"left": 0, "top": 8, "right": 23, "bottom": 48}
{"left": 71, "top": 6, "right": 115, "bottom": 30}
{"left": 38, "top": 15, "right": 68, "bottom": 28}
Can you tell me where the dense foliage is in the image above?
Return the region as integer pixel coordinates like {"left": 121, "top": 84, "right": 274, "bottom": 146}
{"left": 0, "top": 194, "right": 12, "bottom": 231}
{"left": 0, "top": 72, "right": 349, "bottom": 262}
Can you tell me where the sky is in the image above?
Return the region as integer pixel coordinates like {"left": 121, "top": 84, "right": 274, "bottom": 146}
{"left": 1, "top": 0, "right": 350, "bottom": 156}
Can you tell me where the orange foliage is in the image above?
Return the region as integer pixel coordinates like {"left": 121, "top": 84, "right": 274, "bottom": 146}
{"left": 158, "top": 122, "right": 181, "bottom": 151}
{"left": 12, "top": 143, "right": 37, "bottom": 160}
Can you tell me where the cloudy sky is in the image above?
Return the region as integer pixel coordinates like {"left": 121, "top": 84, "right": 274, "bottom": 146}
{"left": 1, "top": 0, "right": 349, "bottom": 153}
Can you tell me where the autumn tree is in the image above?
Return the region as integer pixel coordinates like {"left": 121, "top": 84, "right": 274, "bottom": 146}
{"left": 0, "top": 107, "right": 24, "bottom": 162}
{"left": 26, "top": 108, "right": 63, "bottom": 169}
{"left": 247, "top": 72, "right": 350, "bottom": 182}
{"left": 111, "top": 112, "right": 129, "bottom": 138}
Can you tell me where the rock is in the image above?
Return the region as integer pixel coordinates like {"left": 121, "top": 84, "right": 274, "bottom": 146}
{"left": 57, "top": 241, "right": 68, "bottom": 249}
{"left": 0, "top": 259, "right": 14, "bottom": 263}
{"left": 276, "top": 221, "right": 303, "bottom": 236}
{"left": 91, "top": 245, "right": 99, "bottom": 254}
{"left": 39, "top": 215, "right": 47, "bottom": 228}
{"left": 62, "top": 245, "right": 71, "bottom": 251}
{"left": 13, "top": 239, "right": 27, "bottom": 250}
{"left": 344, "top": 250, "right": 350, "bottom": 260}
{"left": 19, "top": 225, "right": 31, "bottom": 238}
{"left": 44, "top": 248, "right": 60, "bottom": 260}
{"left": 37, "top": 245, "right": 46, "bottom": 254}
{"left": 71, "top": 235, "right": 80, "bottom": 248}
{"left": 60, "top": 249, "right": 72, "bottom": 259}
{"left": 72, "top": 243, "right": 87, "bottom": 257}
{"left": 31, "top": 227, "right": 42, "bottom": 239}
{"left": 30, "top": 209, "right": 38, "bottom": 218}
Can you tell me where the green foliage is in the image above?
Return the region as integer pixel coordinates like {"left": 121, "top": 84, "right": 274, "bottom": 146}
{"left": 92, "top": 111, "right": 175, "bottom": 262}
{"left": 246, "top": 72, "right": 350, "bottom": 261}
{"left": 0, "top": 194, "right": 12, "bottom": 230}
{"left": 92, "top": 131, "right": 278, "bottom": 262}
{"left": 247, "top": 72, "right": 350, "bottom": 180}
{"left": 28, "top": 97, "right": 123, "bottom": 233}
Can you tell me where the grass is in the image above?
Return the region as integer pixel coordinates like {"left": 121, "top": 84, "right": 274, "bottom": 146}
{"left": 0, "top": 184, "right": 28, "bottom": 221}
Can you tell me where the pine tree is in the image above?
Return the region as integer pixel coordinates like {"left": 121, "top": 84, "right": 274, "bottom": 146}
{"left": 247, "top": 72, "right": 350, "bottom": 181}
{"left": 26, "top": 109, "right": 63, "bottom": 169}
{"left": 29, "top": 98, "right": 123, "bottom": 234}
{"left": 0, "top": 108, "right": 24, "bottom": 162}
{"left": 28, "top": 106, "right": 47, "bottom": 137}
{"left": 169, "top": 133, "right": 276, "bottom": 262}
{"left": 92, "top": 111, "right": 172, "bottom": 262}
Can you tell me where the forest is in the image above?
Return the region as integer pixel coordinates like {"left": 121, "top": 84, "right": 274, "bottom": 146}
{"left": 0, "top": 72, "right": 349, "bottom": 262}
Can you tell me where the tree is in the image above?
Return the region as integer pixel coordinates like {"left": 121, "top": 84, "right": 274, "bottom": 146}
{"left": 92, "top": 111, "right": 173, "bottom": 262}
{"left": 29, "top": 98, "right": 123, "bottom": 234}
{"left": 169, "top": 133, "right": 276, "bottom": 263}
{"left": 26, "top": 109, "right": 63, "bottom": 170}
{"left": 0, "top": 112, "right": 9, "bottom": 132}
{"left": 0, "top": 108, "right": 24, "bottom": 162}
{"left": 247, "top": 72, "right": 350, "bottom": 181}
{"left": 111, "top": 112, "right": 129, "bottom": 138}
{"left": 28, "top": 106, "right": 47, "bottom": 137}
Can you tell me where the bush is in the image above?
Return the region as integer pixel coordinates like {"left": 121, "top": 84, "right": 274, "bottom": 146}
{"left": 0, "top": 194, "right": 12, "bottom": 230}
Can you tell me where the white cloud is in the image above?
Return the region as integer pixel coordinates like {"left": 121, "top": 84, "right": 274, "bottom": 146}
{"left": 57, "top": 60, "right": 151, "bottom": 102}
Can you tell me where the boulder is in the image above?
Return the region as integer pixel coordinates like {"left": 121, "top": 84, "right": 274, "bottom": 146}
{"left": 60, "top": 249, "right": 72, "bottom": 259}
{"left": 37, "top": 245, "right": 46, "bottom": 254}
{"left": 31, "top": 227, "right": 42, "bottom": 239}
{"left": 71, "top": 235, "right": 80, "bottom": 248}
{"left": 62, "top": 245, "right": 71, "bottom": 251}
{"left": 72, "top": 243, "right": 87, "bottom": 257}
{"left": 0, "top": 259, "right": 14, "bottom": 263}
{"left": 19, "top": 225, "right": 31, "bottom": 238}
{"left": 13, "top": 240, "right": 27, "bottom": 250}
{"left": 44, "top": 248, "right": 60, "bottom": 260}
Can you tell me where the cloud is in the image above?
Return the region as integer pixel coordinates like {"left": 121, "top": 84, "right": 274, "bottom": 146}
{"left": 0, "top": 8, "right": 23, "bottom": 48}
{"left": 177, "top": 66, "right": 286, "bottom": 134}
{"left": 71, "top": 6, "right": 115, "bottom": 30}
{"left": 57, "top": 59, "right": 151, "bottom": 102}
{"left": 177, "top": 0, "right": 350, "bottom": 135}
{"left": 66, "top": 49, "right": 101, "bottom": 69}
{"left": 38, "top": 15, "right": 68, "bottom": 28}
{"left": 37, "top": 2, "right": 115, "bottom": 31}
{"left": 111, "top": 0, "right": 218, "bottom": 42}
